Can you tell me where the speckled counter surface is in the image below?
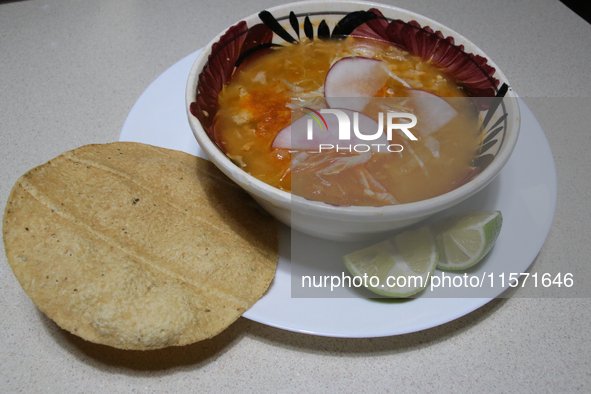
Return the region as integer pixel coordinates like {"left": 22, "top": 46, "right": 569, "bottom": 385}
{"left": 1, "top": 0, "right": 590, "bottom": 392}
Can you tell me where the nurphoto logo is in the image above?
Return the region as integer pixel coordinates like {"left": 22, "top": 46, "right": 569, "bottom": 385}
{"left": 303, "top": 107, "right": 417, "bottom": 153}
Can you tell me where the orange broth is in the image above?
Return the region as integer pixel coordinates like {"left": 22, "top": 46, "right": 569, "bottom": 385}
{"left": 214, "top": 37, "right": 482, "bottom": 206}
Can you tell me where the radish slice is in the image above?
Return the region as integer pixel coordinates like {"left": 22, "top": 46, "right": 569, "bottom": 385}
{"left": 324, "top": 57, "right": 390, "bottom": 111}
{"left": 407, "top": 89, "right": 457, "bottom": 136}
{"left": 272, "top": 108, "right": 388, "bottom": 151}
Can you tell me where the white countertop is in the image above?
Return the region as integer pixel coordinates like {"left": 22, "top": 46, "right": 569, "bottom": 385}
{"left": 1, "top": 0, "right": 590, "bottom": 392}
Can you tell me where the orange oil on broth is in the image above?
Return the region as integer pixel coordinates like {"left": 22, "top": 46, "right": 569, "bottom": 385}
{"left": 214, "top": 37, "right": 481, "bottom": 206}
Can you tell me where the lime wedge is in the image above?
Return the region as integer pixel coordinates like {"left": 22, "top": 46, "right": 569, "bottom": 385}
{"left": 343, "top": 227, "right": 437, "bottom": 297}
{"left": 433, "top": 210, "right": 502, "bottom": 270}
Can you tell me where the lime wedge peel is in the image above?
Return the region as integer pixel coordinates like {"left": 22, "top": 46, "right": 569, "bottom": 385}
{"left": 343, "top": 226, "right": 437, "bottom": 298}
{"left": 342, "top": 210, "right": 503, "bottom": 298}
{"left": 433, "top": 211, "right": 503, "bottom": 271}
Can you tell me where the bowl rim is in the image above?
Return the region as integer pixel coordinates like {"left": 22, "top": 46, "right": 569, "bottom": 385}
{"left": 185, "top": 0, "right": 520, "bottom": 221}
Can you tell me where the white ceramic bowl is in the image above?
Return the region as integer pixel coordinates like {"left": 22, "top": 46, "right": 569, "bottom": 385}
{"left": 186, "top": 0, "right": 520, "bottom": 241}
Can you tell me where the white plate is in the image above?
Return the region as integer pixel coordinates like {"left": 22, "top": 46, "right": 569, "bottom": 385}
{"left": 120, "top": 50, "right": 557, "bottom": 337}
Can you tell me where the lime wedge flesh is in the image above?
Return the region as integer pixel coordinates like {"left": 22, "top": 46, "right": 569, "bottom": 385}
{"left": 433, "top": 211, "right": 503, "bottom": 270}
{"left": 343, "top": 227, "right": 437, "bottom": 297}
